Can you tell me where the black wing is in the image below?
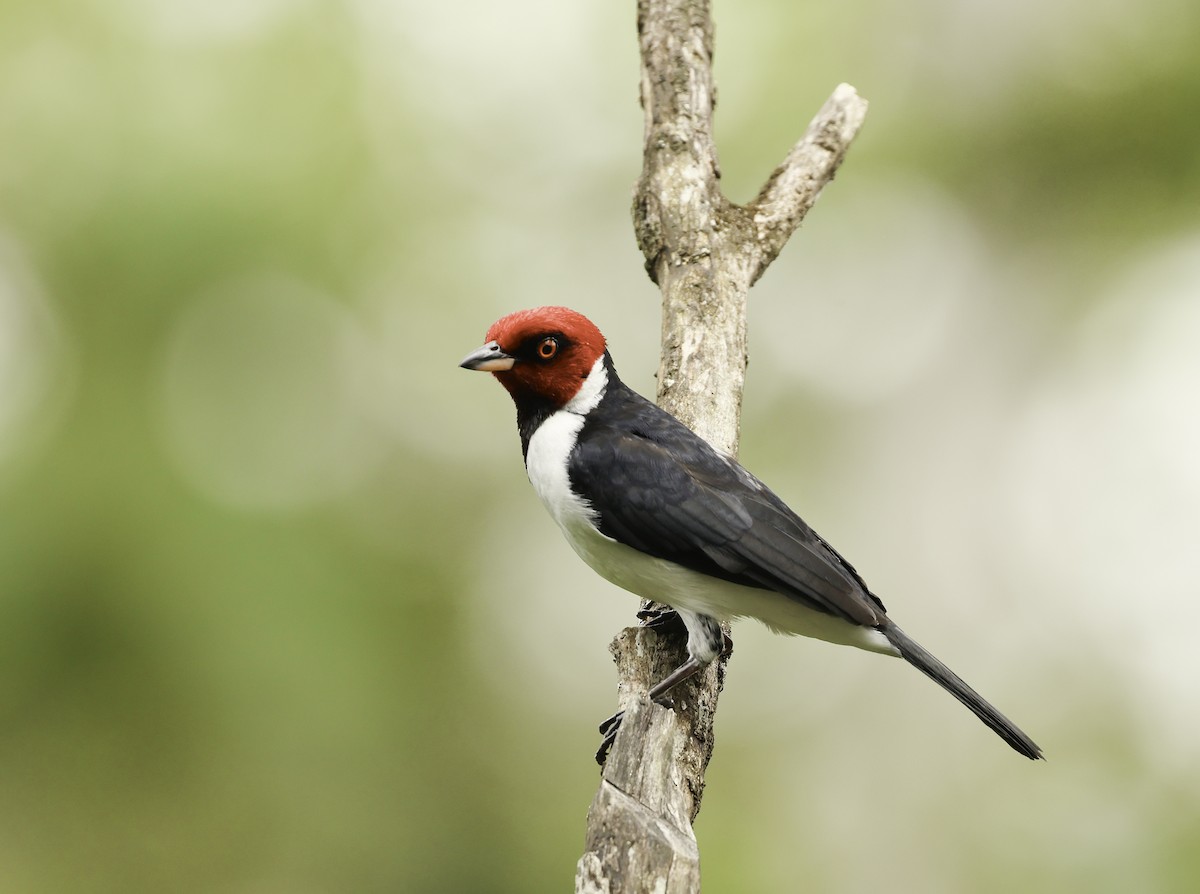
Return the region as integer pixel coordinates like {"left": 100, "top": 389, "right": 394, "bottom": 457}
{"left": 568, "top": 388, "right": 886, "bottom": 627}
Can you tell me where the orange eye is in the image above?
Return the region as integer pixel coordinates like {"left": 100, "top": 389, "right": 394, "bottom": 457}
{"left": 537, "top": 337, "right": 558, "bottom": 359}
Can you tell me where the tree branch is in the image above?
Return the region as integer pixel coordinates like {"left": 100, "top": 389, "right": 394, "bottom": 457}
{"left": 750, "top": 83, "right": 869, "bottom": 284}
{"left": 576, "top": 2, "right": 867, "bottom": 891}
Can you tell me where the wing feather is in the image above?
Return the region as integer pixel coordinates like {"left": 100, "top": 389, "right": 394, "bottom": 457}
{"left": 567, "top": 392, "right": 885, "bottom": 627}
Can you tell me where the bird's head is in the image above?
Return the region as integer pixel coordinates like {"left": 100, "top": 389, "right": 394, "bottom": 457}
{"left": 460, "top": 306, "right": 609, "bottom": 408}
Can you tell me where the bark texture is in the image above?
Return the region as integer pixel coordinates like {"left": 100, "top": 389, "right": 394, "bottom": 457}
{"left": 576, "top": 2, "right": 867, "bottom": 892}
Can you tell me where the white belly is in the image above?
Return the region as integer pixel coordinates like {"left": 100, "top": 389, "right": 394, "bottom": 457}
{"left": 560, "top": 510, "right": 894, "bottom": 655}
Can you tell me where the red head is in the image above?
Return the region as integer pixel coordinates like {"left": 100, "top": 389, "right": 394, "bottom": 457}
{"left": 460, "top": 306, "right": 609, "bottom": 408}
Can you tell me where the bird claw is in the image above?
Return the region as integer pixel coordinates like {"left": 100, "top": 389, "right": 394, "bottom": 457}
{"left": 636, "top": 603, "right": 685, "bottom": 634}
{"left": 595, "top": 696, "right": 680, "bottom": 766}
{"left": 598, "top": 710, "right": 624, "bottom": 737}
{"left": 596, "top": 710, "right": 624, "bottom": 765}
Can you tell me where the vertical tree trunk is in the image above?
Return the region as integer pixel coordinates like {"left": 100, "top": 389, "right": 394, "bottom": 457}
{"left": 576, "top": 2, "right": 868, "bottom": 891}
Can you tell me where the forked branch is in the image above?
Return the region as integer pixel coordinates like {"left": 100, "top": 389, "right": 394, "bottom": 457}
{"left": 576, "top": 2, "right": 867, "bottom": 892}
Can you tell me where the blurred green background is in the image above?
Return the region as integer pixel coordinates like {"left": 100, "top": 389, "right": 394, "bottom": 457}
{"left": 2, "top": 0, "right": 1198, "bottom": 891}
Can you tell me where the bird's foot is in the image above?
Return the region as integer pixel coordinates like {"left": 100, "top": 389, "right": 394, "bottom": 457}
{"left": 595, "top": 694, "right": 677, "bottom": 766}
{"left": 636, "top": 603, "right": 686, "bottom": 634}
{"left": 596, "top": 710, "right": 624, "bottom": 766}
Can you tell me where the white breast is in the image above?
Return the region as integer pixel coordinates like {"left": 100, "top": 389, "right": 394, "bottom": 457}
{"left": 524, "top": 356, "right": 608, "bottom": 530}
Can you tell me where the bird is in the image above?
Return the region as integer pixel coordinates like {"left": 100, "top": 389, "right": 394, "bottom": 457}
{"left": 460, "top": 305, "right": 1042, "bottom": 762}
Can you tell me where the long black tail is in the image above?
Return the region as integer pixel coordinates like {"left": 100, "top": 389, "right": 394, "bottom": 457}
{"left": 880, "top": 620, "right": 1043, "bottom": 760}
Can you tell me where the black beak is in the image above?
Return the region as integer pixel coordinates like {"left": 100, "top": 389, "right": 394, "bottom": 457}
{"left": 460, "top": 340, "right": 516, "bottom": 372}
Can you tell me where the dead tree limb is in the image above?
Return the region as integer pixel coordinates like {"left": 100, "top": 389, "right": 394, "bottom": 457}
{"left": 576, "top": 2, "right": 867, "bottom": 892}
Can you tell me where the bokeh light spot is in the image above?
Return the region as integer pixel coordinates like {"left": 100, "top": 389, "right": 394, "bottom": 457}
{"left": 158, "top": 274, "right": 382, "bottom": 512}
{"left": 0, "top": 231, "right": 70, "bottom": 467}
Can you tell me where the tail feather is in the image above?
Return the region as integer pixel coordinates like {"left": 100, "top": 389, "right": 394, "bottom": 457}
{"left": 880, "top": 620, "right": 1043, "bottom": 761}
